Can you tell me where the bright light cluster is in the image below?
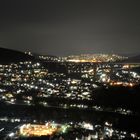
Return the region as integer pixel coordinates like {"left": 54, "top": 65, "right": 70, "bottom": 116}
{"left": 19, "top": 123, "right": 68, "bottom": 137}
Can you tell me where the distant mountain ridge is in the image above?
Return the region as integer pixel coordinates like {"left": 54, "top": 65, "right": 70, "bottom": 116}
{"left": 125, "top": 54, "right": 140, "bottom": 63}
{"left": 0, "top": 47, "right": 140, "bottom": 64}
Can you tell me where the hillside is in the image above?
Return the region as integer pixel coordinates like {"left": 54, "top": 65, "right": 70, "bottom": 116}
{"left": 0, "top": 48, "right": 34, "bottom": 64}
{"left": 122, "top": 54, "right": 140, "bottom": 63}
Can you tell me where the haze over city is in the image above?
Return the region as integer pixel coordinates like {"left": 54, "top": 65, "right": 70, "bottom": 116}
{"left": 0, "top": 0, "right": 140, "bottom": 56}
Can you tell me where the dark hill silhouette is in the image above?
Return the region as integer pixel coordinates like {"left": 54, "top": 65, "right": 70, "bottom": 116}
{"left": 122, "top": 54, "right": 140, "bottom": 63}
{"left": 0, "top": 47, "right": 34, "bottom": 64}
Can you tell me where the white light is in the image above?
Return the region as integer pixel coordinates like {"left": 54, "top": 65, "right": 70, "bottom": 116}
{"left": 10, "top": 99, "right": 15, "bottom": 102}
{"left": 9, "top": 132, "right": 14, "bottom": 137}
{"left": 0, "top": 128, "right": 4, "bottom": 132}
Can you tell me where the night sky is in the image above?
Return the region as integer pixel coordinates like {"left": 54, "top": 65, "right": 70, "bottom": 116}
{"left": 0, "top": 0, "right": 140, "bottom": 56}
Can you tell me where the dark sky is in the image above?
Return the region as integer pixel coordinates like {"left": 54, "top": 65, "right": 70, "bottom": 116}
{"left": 0, "top": 0, "right": 140, "bottom": 56}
